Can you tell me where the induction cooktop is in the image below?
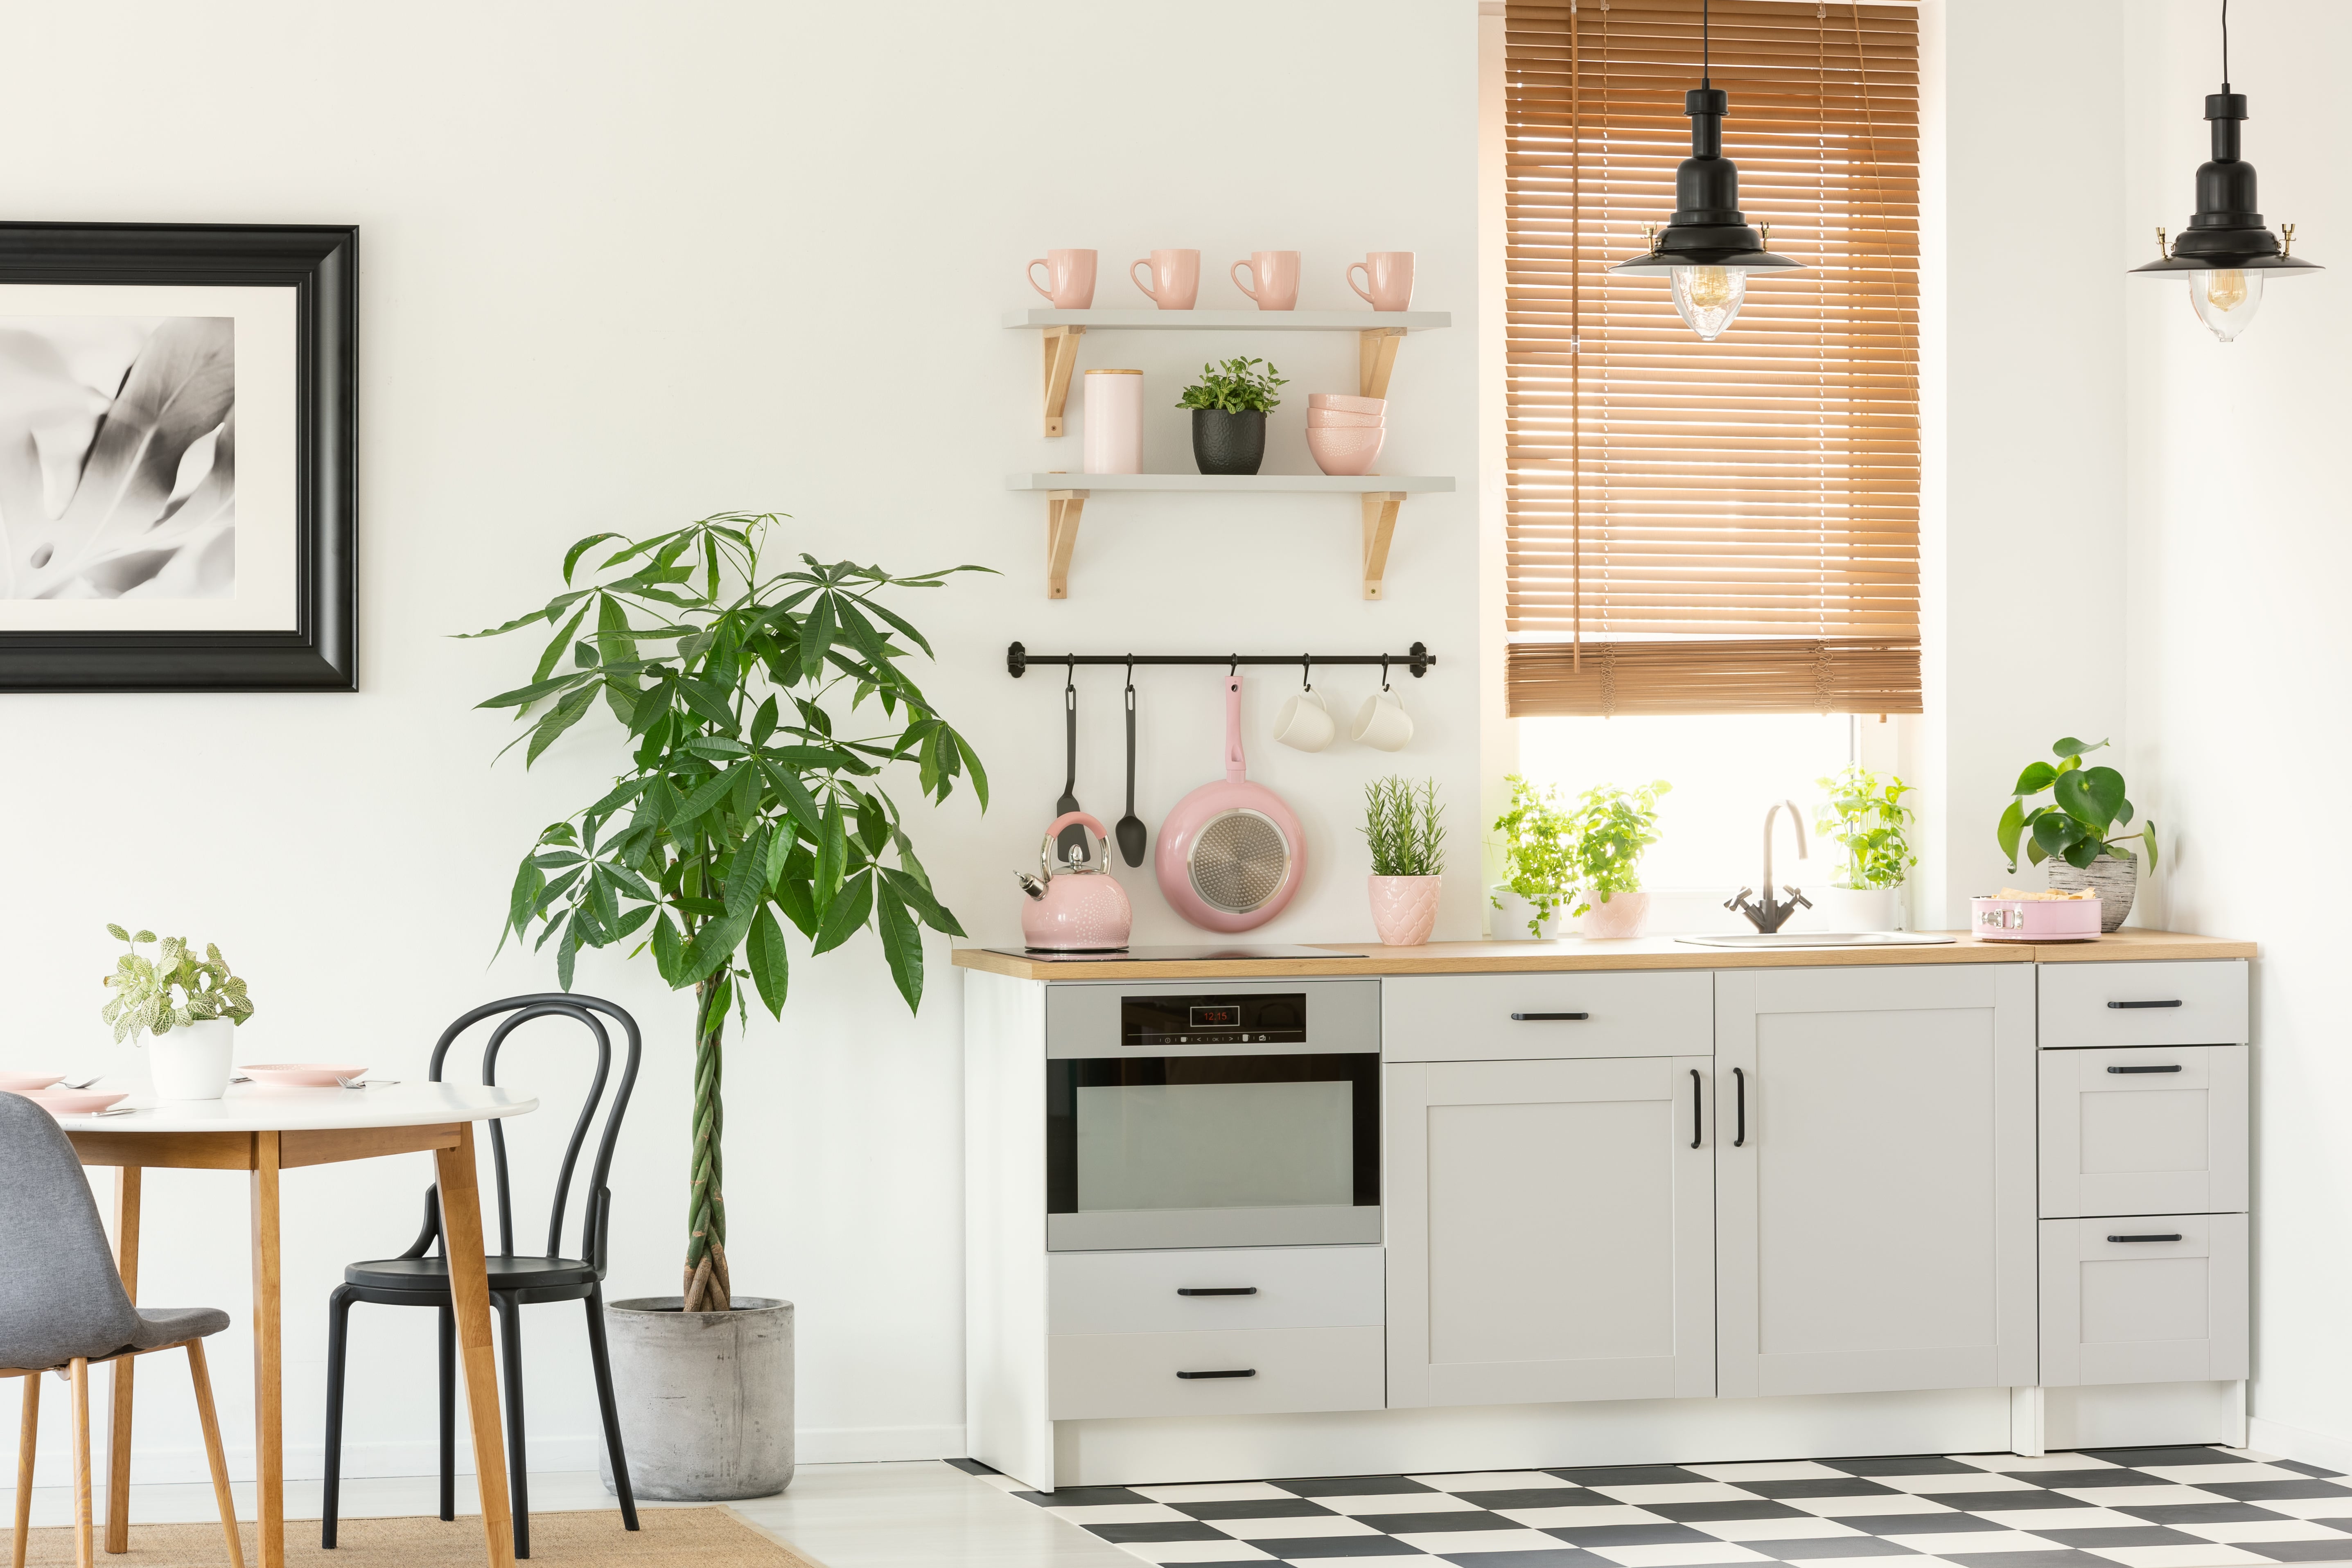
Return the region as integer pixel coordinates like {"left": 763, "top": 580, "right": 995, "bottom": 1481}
{"left": 981, "top": 944, "right": 1366, "bottom": 962}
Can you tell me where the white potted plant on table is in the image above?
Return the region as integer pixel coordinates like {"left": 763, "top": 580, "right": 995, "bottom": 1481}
{"left": 1490, "top": 774, "right": 1575, "bottom": 939}
{"left": 101, "top": 927, "right": 254, "bottom": 1101}
{"left": 1812, "top": 766, "right": 1916, "bottom": 931}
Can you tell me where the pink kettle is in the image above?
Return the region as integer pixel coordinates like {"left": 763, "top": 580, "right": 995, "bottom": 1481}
{"left": 1019, "top": 812, "right": 1133, "bottom": 951}
{"left": 1155, "top": 676, "right": 1307, "bottom": 932}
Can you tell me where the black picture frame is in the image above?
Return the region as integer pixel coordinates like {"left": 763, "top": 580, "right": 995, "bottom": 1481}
{"left": 0, "top": 221, "right": 357, "bottom": 691}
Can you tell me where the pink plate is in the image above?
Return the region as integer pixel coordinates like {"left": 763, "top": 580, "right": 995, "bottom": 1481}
{"left": 242, "top": 1063, "right": 368, "bottom": 1087}
{"left": 0, "top": 1071, "right": 65, "bottom": 1091}
{"left": 9, "top": 1087, "right": 129, "bottom": 1116}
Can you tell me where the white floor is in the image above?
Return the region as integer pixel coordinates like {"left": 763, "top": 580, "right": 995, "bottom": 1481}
{"left": 5, "top": 1462, "right": 1132, "bottom": 1568}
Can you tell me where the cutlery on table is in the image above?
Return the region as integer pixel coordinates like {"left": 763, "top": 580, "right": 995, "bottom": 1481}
{"left": 62, "top": 1076, "right": 103, "bottom": 1090}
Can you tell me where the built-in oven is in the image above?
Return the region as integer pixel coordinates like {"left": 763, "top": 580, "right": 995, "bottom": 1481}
{"left": 1044, "top": 979, "right": 1380, "bottom": 1251}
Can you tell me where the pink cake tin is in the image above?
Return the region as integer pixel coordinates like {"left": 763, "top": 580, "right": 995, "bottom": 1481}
{"left": 1970, "top": 895, "right": 2101, "bottom": 942}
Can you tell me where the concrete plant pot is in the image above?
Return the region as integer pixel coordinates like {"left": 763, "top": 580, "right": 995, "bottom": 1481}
{"left": 599, "top": 1296, "right": 794, "bottom": 1500}
{"left": 2046, "top": 853, "right": 2137, "bottom": 933}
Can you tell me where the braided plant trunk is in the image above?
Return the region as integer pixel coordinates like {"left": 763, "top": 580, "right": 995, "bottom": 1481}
{"left": 682, "top": 975, "right": 732, "bottom": 1312}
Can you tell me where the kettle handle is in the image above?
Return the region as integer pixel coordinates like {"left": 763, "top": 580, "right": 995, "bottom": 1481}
{"left": 1041, "top": 811, "right": 1112, "bottom": 870}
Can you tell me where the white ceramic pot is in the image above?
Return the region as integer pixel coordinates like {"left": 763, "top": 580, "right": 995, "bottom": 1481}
{"left": 1580, "top": 889, "right": 1652, "bottom": 940}
{"left": 147, "top": 1018, "right": 236, "bottom": 1101}
{"left": 1489, "top": 886, "right": 1566, "bottom": 941}
{"left": 1368, "top": 875, "right": 1442, "bottom": 947}
{"left": 1812, "top": 884, "right": 1903, "bottom": 932}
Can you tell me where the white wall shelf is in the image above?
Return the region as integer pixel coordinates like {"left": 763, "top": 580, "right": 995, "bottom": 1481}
{"left": 1007, "top": 473, "right": 1456, "bottom": 602}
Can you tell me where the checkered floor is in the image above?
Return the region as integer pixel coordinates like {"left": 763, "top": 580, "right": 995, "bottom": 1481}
{"left": 955, "top": 1446, "right": 2352, "bottom": 1568}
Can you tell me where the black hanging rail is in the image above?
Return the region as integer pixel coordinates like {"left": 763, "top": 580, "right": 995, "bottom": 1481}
{"left": 1007, "top": 641, "right": 1435, "bottom": 679}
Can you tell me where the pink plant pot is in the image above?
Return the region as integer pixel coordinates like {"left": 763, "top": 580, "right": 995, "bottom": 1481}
{"left": 1307, "top": 425, "right": 1385, "bottom": 476}
{"left": 1368, "top": 875, "right": 1442, "bottom": 948}
{"left": 1307, "top": 409, "right": 1385, "bottom": 428}
{"left": 1308, "top": 393, "right": 1386, "bottom": 414}
{"left": 1580, "top": 889, "right": 1652, "bottom": 939}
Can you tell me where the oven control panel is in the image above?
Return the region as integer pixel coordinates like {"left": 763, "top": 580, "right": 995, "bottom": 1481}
{"left": 1121, "top": 992, "right": 1305, "bottom": 1047}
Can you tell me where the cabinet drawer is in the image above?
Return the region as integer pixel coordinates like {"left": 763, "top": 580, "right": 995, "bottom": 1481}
{"left": 1049, "top": 1245, "right": 1382, "bottom": 1336}
{"left": 2038, "top": 961, "right": 2248, "bottom": 1049}
{"left": 2039, "top": 1046, "right": 2247, "bottom": 1218}
{"left": 2039, "top": 1215, "right": 2248, "bottom": 1386}
{"left": 1383, "top": 971, "right": 1712, "bottom": 1062}
{"left": 1047, "top": 1325, "right": 1384, "bottom": 1420}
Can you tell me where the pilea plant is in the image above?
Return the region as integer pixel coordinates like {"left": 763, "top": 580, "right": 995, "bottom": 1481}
{"left": 1814, "top": 766, "right": 1917, "bottom": 890}
{"left": 101, "top": 927, "right": 254, "bottom": 1042}
{"left": 468, "top": 512, "right": 987, "bottom": 1313}
{"left": 1997, "top": 736, "right": 2158, "bottom": 873}
{"left": 1490, "top": 774, "right": 1577, "bottom": 936}
{"left": 1362, "top": 776, "right": 1445, "bottom": 878}
{"left": 1566, "top": 781, "right": 1670, "bottom": 915}
{"left": 1174, "top": 356, "right": 1286, "bottom": 413}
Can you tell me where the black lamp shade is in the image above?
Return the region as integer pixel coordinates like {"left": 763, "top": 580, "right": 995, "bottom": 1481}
{"left": 2131, "top": 89, "right": 2320, "bottom": 276}
{"left": 1612, "top": 87, "right": 1803, "bottom": 275}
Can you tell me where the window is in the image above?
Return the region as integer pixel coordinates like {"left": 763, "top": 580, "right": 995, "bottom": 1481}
{"left": 1502, "top": 0, "right": 1921, "bottom": 717}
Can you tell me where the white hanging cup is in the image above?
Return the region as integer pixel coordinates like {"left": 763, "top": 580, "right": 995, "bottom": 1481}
{"left": 1274, "top": 687, "right": 1336, "bottom": 752}
{"left": 1351, "top": 689, "right": 1413, "bottom": 751}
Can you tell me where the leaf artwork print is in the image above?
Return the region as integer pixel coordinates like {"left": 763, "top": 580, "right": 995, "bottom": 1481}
{"left": 0, "top": 316, "right": 235, "bottom": 600}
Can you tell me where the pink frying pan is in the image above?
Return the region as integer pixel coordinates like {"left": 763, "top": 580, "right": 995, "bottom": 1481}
{"left": 1156, "top": 675, "right": 1306, "bottom": 932}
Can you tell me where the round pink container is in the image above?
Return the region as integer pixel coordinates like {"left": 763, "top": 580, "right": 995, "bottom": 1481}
{"left": 1083, "top": 369, "right": 1143, "bottom": 474}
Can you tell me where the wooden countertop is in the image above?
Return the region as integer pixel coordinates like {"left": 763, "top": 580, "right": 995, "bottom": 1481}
{"left": 951, "top": 928, "right": 2255, "bottom": 982}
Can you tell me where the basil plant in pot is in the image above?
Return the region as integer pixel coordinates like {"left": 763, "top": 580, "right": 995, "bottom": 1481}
{"left": 1177, "top": 356, "right": 1285, "bottom": 475}
{"left": 101, "top": 928, "right": 254, "bottom": 1101}
{"left": 1810, "top": 766, "right": 1916, "bottom": 932}
{"left": 1566, "top": 781, "right": 1670, "bottom": 939}
{"left": 1996, "top": 736, "right": 2156, "bottom": 933}
{"left": 1490, "top": 774, "right": 1575, "bottom": 940}
{"left": 470, "top": 512, "right": 986, "bottom": 1500}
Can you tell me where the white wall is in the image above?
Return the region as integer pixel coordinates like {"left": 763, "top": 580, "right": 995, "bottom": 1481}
{"left": 2120, "top": 0, "right": 2352, "bottom": 1468}
{"left": 0, "top": 0, "right": 1477, "bottom": 1483}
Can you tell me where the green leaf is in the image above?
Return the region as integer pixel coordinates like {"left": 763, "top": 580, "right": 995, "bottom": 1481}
{"left": 799, "top": 591, "right": 837, "bottom": 684}
{"left": 2143, "top": 821, "right": 2159, "bottom": 874}
{"left": 2012, "top": 762, "right": 2058, "bottom": 796}
{"left": 951, "top": 729, "right": 990, "bottom": 810}
{"left": 681, "top": 903, "right": 754, "bottom": 984}
{"left": 876, "top": 889, "right": 924, "bottom": 1012}
{"left": 745, "top": 906, "right": 790, "bottom": 1018}
{"left": 525, "top": 685, "right": 598, "bottom": 765}
{"left": 749, "top": 695, "right": 780, "bottom": 748}
{"left": 533, "top": 604, "right": 590, "bottom": 684}
{"left": 106, "top": 923, "right": 128, "bottom": 942}
{"left": 2031, "top": 813, "right": 2084, "bottom": 858}
{"left": 555, "top": 914, "right": 580, "bottom": 990}
{"left": 507, "top": 859, "right": 549, "bottom": 935}
{"left": 811, "top": 867, "right": 873, "bottom": 955}
{"left": 672, "top": 763, "right": 743, "bottom": 827}
{"left": 564, "top": 532, "right": 624, "bottom": 583}
{"left": 1996, "top": 799, "right": 2026, "bottom": 869}
{"left": 725, "top": 827, "right": 770, "bottom": 916}
{"left": 2063, "top": 838, "right": 2103, "bottom": 870}
{"left": 880, "top": 865, "right": 966, "bottom": 937}
{"left": 479, "top": 671, "right": 594, "bottom": 711}
{"left": 651, "top": 912, "right": 685, "bottom": 986}
{"left": 817, "top": 799, "right": 848, "bottom": 899}
{"left": 2053, "top": 736, "right": 2107, "bottom": 759}
{"left": 2055, "top": 765, "right": 2125, "bottom": 833}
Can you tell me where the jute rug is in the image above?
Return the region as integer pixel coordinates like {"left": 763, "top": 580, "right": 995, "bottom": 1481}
{"left": 17, "top": 1507, "right": 827, "bottom": 1568}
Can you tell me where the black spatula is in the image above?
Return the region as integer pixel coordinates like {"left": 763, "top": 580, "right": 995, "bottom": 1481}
{"left": 1116, "top": 672, "right": 1147, "bottom": 866}
{"left": 1055, "top": 675, "right": 1089, "bottom": 864}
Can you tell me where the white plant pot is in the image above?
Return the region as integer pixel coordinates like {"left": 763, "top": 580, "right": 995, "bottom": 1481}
{"left": 147, "top": 1018, "right": 236, "bottom": 1101}
{"left": 1812, "top": 884, "right": 1903, "bottom": 933}
{"left": 601, "top": 1296, "right": 794, "bottom": 1500}
{"left": 1488, "top": 886, "right": 1567, "bottom": 941}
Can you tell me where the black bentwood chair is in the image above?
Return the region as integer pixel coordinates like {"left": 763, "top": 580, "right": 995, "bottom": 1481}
{"left": 321, "top": 996, "right": 642, "bottom": 1558}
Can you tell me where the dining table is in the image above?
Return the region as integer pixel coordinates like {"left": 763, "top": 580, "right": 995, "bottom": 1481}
{"left": 54, "top": 1083, "right": 538, "bottom": 1568}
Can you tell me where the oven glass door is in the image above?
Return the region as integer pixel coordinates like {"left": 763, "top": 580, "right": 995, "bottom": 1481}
{"left": 1047, "top": 1053, "right": 1379, "bottom": 1250}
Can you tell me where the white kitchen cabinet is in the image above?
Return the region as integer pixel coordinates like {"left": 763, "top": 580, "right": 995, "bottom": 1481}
{"left": 2038, "top": 1045, "right": 2248, "bottom": 1218}
{"left": 1385, "top": 1054, "right": 1715, "bottom": 1408}
{"left": 1382, "top": 970, "right": 1713, "bottom": 1062}
{"left": 1049, "top": 1325, "right": 1386, "bottom": 1420}
{"left": 1715, "top": 965, "right": 2038, "bottom": 1399}
{"left": 2039, "top": 1215, "right": 2249, "bottom": 1386}
{"left": 2038, "top": 959, "right": 2249, "bottom": 1049}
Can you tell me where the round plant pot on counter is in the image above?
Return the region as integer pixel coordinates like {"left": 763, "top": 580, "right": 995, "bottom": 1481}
{"left": 600, "top": 1296, "right": 794, "bottom": 1500}
{"left": 1489, "top": 886, "right": 1566, "bottom": 941}
{"left": 2047, "top": 853, "right": 2137, "bottom": 932}
{"left": 147, "top": 1018, "right": 236, "bottom": 1101}
{"left": 1812, "top": 884, "right": 1904, "bottom": 933}
{"left": 1191, "top": 408, "right": 1266, "bottom": 475}
{"left": 1368, "top": 875, "right": 1442, "bottom": 947}
{"left": 1579, "top": 889, "right": 1651, "bottom": 940}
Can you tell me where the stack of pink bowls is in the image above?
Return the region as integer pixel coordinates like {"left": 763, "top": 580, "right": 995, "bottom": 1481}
{"left": 1307, "top": 394, "right": 1385, "bottom": 476}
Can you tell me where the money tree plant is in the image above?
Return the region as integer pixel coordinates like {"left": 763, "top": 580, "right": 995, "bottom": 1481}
{"left": 101, "top": 927, "right": 255, "bottom": 1042}
{"left": 469, "top": 512, "right": 987, "bottom": 1313}
{"left": 1996, "top": 736, "right": 2158, "bottom": 874}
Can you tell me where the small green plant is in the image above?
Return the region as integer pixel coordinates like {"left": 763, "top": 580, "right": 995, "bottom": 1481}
{"left": 100, "top": 926, "right": 254, "bottom": 1043}
{"left": 1814, "top": 766, "right": 1917, "bottom": 890}
{"left": 1997, "top": 736, "right": 2158, "bottom": 873}
{"left": 1490, "top": 774, "right": 1577, "bottom": 936}
{"left": 1175, "top": 356, "right": 1286, "bottom": 414}
{"left": 1566, "top": 781, "right": 1670, "bottom": 915}
{"left": 1362, "top": 776, "right": 1445, "bottom": 878}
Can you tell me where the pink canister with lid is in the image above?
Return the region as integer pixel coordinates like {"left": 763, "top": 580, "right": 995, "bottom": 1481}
{"left": 1083, "top": 368, "right": 1143, "bottom": 474}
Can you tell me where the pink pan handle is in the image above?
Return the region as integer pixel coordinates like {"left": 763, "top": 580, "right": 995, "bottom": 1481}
{"left": 1231, "top": 259, "right": 1258, "bottom": 302}
{"left": 1347, "top": 262, "right": 1375, "bottom": 304}
{"left": 1027, "top": 258, "right": 1055, "bottom": 300}
{"left": 1225, "top": 676, "right": 1246, "bottom": 781}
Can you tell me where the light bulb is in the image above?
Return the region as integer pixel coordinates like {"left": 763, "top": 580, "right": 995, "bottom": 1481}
{"left": 1670, "top": 265, "right": 1748, "bottom": 340}
{"left": 2189, "top": 268, "right": 2264, "bottom": 341}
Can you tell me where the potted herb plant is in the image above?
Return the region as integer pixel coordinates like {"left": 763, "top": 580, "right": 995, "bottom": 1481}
{"left": 1566, "top": 781, "right": 1670, "bottom": 939}
{"left": 1176, "top": 356, "right": 1285, "bottom": 475}
{"left": 1996, "top": 736, "right": 2156, "bottom": 932}
{"left": 1361, "top": 775, "right": 1445, "bottom": 947}
{"left": 101, "top": 927, "right": 254, "bottom": 1101}
{"left": 469, "top": 512, "right": 985, "bottom": 1500}
{"left": 1811, "top": 766, "right": 1916, "bottom": 932}
{"left": 1490, "top": 774, "right": 1575, "bottom": 939}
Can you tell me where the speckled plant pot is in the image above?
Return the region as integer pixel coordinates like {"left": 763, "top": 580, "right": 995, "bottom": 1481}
{"left": 1580, "top": 889, "right": 1652, "bottom": 940}
{"left": 2046, "top": 853, "right": 2137, "bottom": 933}
{"left": 1368, "top": 875, "right": 1442, "bottom": 947}
{"left": 600, "top": 1296, "right": 793, "bottom": 1500}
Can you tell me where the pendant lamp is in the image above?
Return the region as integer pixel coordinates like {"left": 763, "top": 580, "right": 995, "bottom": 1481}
{"left": 1609, "top": 0, "right": 1801, "bottom": 340}
{"left": 2130, "top": 0, "right": 2319, "bottom": 341}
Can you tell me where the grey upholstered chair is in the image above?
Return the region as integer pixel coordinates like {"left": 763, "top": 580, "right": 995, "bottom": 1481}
{"left": 1, "top": 1092, "right": 243, "bottom": 1568}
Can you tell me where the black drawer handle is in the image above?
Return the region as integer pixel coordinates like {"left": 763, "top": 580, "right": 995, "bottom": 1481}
{"left": 2108, "top": 1064, "right": 2184, "bottom": 1074}
{"left": 1733, "top": 1066, "right": 1747, "bottom": 1147}
{"left": 1176, "top": 1287, "right": 1257, "bottom": 1297}
{"left": 1690, "top": 1068, "right": 1702, "bottom": 1149}
{"left": 2107, "top": 1233, "right": 2185, "bottom": 1243}
{"left": 1176, "top": 1368, "right": 1256, "bottom": 1379}
{"left": 1512, "top": 1011, "right": 1591, "bottom": 1021}
{"left": 2108, "top": 999, "right": 2185, "bottom": 1009}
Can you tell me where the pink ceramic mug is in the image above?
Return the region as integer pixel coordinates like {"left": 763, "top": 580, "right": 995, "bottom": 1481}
{"left": 1348, "top": 251, "right": 1416, "bottom": 311}
{"left": 1027, "top": 249, "right": 1097, "bottom": 309}
{"left": 1232, "top": 250, "right": 1301, "bottom": 311}
{"left": 1131, "top": 249, "right": 1201, "bottom": 309}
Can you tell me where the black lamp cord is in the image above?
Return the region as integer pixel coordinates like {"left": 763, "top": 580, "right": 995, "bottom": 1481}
{"left": 2221, "top": 0, "right": 2230, "bottom": 92}
{"left": 1702, "top": 0, "right": 1712, "bottom": 87}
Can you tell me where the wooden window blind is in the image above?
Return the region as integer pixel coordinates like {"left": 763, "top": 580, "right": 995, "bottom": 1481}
{"left": 1503, "top": 0, "right": 1921, "bottom": 717}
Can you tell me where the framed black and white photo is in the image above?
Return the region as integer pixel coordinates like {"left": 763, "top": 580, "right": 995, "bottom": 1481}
{"left": 0, "top": 223, "right": 355, "bottom": 690}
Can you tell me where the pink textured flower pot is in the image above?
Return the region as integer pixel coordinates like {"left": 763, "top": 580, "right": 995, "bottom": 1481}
{"left": 1368, "top": 875, "right": 1442, "bottom": 947}
{"left": 1580, "top": 889, "right": 1651, "bottom": 939}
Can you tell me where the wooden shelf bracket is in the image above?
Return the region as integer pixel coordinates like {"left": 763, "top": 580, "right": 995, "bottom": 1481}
{"left": 1359, "top": 328, "right": 1406, "bottom": 400}
{"left": 1041, "top": 325, "right": 1084, "bottom": 436}
{"left": 1361, "top": 492, "right": 1404, "bottom": 600}
{"left": 1046, "top": 489, "right": 1086, "bottom": 599}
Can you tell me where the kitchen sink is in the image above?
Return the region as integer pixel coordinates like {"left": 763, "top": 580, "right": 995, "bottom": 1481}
{"left": 1674, "top": 932, "right": 1958, "bottom": 949}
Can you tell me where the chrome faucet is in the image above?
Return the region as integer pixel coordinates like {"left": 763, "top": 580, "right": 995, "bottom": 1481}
{"left": 1727, "top": 799, "right": 1813, "bottom": 934}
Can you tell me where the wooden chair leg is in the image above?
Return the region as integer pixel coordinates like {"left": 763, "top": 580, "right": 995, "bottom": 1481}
{"left": 186, "top": 1344, "right": 244, "bottom": 1568}
{"left": 70, "top": 1360, "right": 93, "bottom": 1568}
{"left": 13, "top": 1374, "right": 37, "bottom": 1568}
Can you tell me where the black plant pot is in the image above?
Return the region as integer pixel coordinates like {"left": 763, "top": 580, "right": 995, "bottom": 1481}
{"left": 1192, "top": 408, "right": 1266, "bottom": 476}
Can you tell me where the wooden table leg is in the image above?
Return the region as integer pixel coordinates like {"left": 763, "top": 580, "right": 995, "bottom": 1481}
{"left": 105, "top": 1168, "right": 140, "bottom": 1555}
{"left": 435, "top": 1126, "right": 516, "bottom": 1568}
{"left": 251, "top": 1133, "right": 283, "bottom": 1568}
